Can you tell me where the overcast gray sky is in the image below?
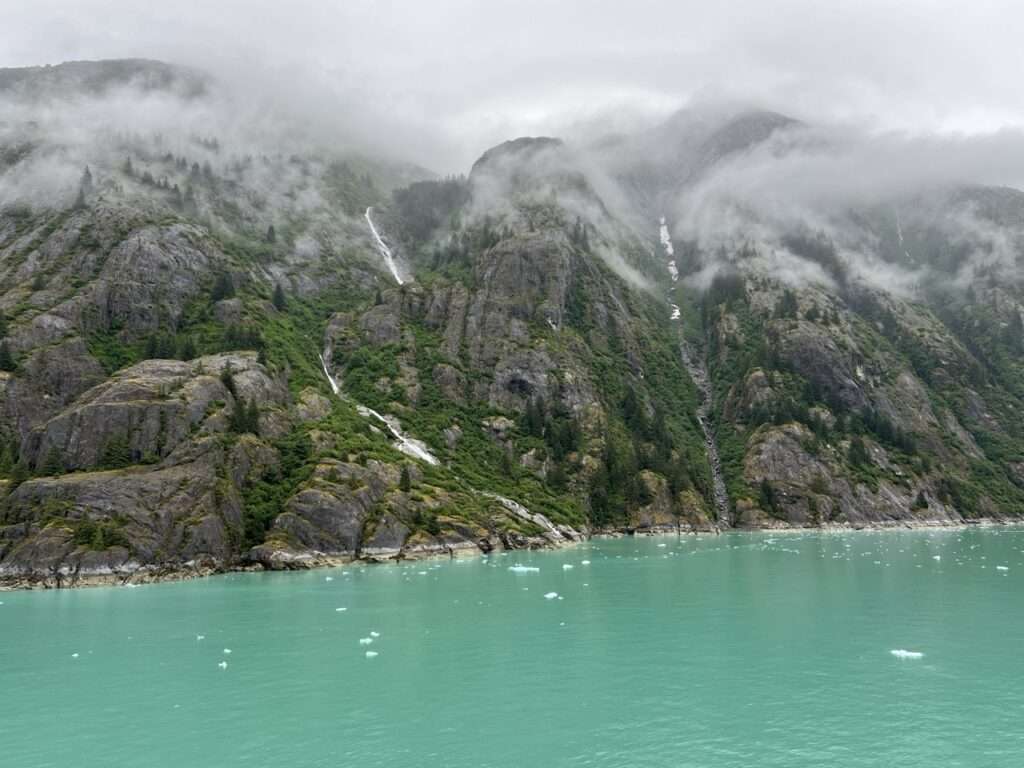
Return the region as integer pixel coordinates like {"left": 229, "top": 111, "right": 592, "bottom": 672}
{"left": 4, "top": 0, "right": 1024, "bottom": 170}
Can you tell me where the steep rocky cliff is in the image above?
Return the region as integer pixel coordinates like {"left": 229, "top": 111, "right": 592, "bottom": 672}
{"left": 3, "top": 60, "right": 1024, "bottom": 586}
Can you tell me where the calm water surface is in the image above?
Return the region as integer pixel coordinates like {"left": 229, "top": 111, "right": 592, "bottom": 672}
{"left": 3, "top": 528, "right": 1023, "bottom": 767}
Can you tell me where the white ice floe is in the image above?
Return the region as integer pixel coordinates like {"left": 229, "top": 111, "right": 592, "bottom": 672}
{"left": 562, "top": 564, "right": 574, "bottom": 570}
{"left": 890, "top": 649, "right": 924, "bottom": 659}
{"left": 544, "top": 592, "right": 559, "bottom": 600}
{"left": 359, "top": 637, "right": 373, "bottom": 646}
{"left": 365, "top": 651, "right": 379, "bottom": 658}
{"left": 509, "top": 565, "right": 540, "bottom": 573}
{"left": 218, "top": 661, "right": 228, "bottom": 669}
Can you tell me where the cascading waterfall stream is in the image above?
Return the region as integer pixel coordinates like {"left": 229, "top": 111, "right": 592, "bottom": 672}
{"left": 365, "top": 206, "right": 404, "bottom": 285}
{"left": 677, "top": 340, "right": 731, "bottom": 529}
{"left": 318, "top": 344, "right": 581, "bottom": 540}
{"left": 661, "top": 216, "right": 731, "bottom": 529}
{"left": 319, "top": 346, "right": 437, "bottom": 465}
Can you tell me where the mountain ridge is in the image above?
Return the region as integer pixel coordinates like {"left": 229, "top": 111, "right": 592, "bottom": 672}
{"left": 1, "top": 59, "right": 1023, "bottom": 587}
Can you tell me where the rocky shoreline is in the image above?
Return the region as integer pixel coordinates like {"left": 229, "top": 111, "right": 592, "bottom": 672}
{"left": 2, "top": 516, "right": 1016, "bottom": 591}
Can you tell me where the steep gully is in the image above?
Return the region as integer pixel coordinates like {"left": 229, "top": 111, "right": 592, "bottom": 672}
{"left": 661, "top": 217, "right": 731, "bottom": 528}
{"left": 315, "top": 215, "right": 580, "bottom": 545}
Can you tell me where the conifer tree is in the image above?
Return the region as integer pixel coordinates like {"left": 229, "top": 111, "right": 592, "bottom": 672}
{"left": 0, "top": 341, "right": 16, "bottom": 372}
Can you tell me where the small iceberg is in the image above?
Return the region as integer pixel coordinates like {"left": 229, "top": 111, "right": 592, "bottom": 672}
{"left": 365, "top": 651, "right": 379, "bottom": 658}
{"left": 509, "top": 565, "right": 539, "bottom": 573}
{"left": 544, "top": 592, "right": 558, "bottom": 600}
{"left": 359, "top": 637, "right": 373, "bottom": 646}
{"left": 890, "top": 649, "right": 924, "bottom": 659}
{"left": 218, "top": 661, "right": 228, "bottom": 669}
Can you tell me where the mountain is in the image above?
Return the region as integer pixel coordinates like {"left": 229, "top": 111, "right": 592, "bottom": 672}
{"left": 2, "top": 59, "right": 1024, "bottom": 587}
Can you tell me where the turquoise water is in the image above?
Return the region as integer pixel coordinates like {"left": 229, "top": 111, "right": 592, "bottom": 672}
{"left": 3, "top": 529, "right": 1024, "bottom": 767}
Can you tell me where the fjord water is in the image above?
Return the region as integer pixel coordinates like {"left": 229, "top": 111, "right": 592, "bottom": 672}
{"left": 3, "top": 530, "right": 1024, "bottom": 767}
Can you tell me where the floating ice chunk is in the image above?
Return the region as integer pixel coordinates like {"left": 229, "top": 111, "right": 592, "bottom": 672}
{"left": 508, "top": 565, "right": 540, "bottom": 573}
{"left": 890, "top": 649, "right": 924, "bottom": 659}
{"left": 370, "top": 631, "right": 380, "bottom": 638}
{"left": 359, "top": 637, "right": 373, "bottom": 645}
{"left": 544, "top": 592, "right": 559, "bottom": 600}
{"left": 218, "top": 661, "right": 228, "bottom": 669}
{"left": 223, "top": 649, "right": 232, "bottom": 655}
{"left": 335, "top": 607, "right": 347, "bottom": 612}
{"left": 562, "top": 564, "right": 574, "bottom": 570}
{"left": 997, "top": 566, "right": 1009, "bottom": 571}
{"left": 365, "top": 651, "right": 379, "bottom": 658}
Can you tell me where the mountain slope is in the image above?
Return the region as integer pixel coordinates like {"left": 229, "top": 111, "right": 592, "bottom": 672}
{"left": 2, "top": 60, "right": 1024, "bottom": 586}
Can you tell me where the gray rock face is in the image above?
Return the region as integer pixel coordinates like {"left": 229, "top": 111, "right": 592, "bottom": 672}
{"left": 0, "top": 351, "right": 294, "bottom": 584}
{"left": 21, "top": 353, "right": 288, "bottom": 472}
{"left": 0, "top": 441, "right": 241, "bottom": 585}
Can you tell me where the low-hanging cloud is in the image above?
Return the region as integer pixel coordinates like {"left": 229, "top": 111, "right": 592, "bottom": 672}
{"left": 6, "top": 0, "right": 1024, "bottom": 173}
{"left": 671, "top": 120, "right": 1024, "bottom": 295}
